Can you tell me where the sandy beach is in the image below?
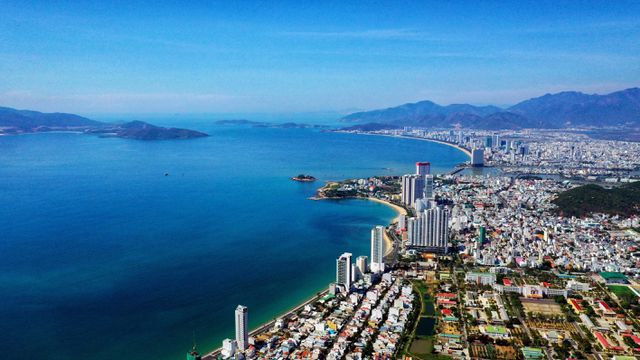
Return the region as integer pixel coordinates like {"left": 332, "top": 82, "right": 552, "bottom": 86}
{"left": 361, "top": 197, "right": 407, "bottom": 256}
{"left": 356, "top": 132, "right": 472, "bottom": 157}
{"left": 363, "top": 196, "right": 407, "bottom": 223}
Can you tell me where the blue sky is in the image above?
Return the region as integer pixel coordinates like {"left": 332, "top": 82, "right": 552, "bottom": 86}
{"left": 1, "top": 1, "right": 639, "bottom": 116}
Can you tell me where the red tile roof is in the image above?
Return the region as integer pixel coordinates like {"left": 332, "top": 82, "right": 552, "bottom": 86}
{"left": 436, "top": 293, "right": 457, "bottom": 299}
{"left": 569, "top": 298, "right": 583, "bottom": 312}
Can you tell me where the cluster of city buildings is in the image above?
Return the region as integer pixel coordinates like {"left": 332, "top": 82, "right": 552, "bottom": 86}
{"left": 210, "top": 272, "right": 415, "bottom": 359}
{"left": 200, "top": 150, "right": 640, "bottom": 359}
{"left": 399, "top": 162, "right": 451, "bottom": 253}
{"left": 339, "top": 127, "right": 640, "bottom": 181}
{"left": 432, "top": 175, "right": 640, "bottom": 274}
{"left": 458, "top": 266, "right": 640, "bottom": 359}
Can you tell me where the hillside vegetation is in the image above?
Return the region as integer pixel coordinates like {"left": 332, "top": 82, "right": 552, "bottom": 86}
{"left": 553, "top": 181, "right": 640, "bottom": 217}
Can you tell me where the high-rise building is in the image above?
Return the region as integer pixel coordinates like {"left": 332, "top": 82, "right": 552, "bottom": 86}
{"left": 416, "top": 162, "right": 431, "bottom": 176}
{"left": 484, "top": 136, "right": 493, "bottom": 148}
{"left": 401, "top": 174, "right": 425, "bottom": 208}
{"left": 356, "top": 255, "right": 368, "bottom": 276}
{"left": 398, "top": 214, "right": 406, "bottom": 231}
{"left": 471, "top": 149, "right": 484, "bottom": 167}
{"left": 336, "top": 252, "right": 353, "bottom": 291}
{"left": 424, "top": 174, "right": 434, "bottom": 200}
{"left": 407, "top": 207, "right": 450, "bottom": 253}
{"left": 221, "top": 339, "right": 237, "bottom": 358}
{"left": 235, "top": 305, "right": 248, "bottom": 351}
{"left": 370, "top": 226, "right": 385, "bottom": 273}
{"left": 407, "top": 217, "right": 419, "bottom": 248}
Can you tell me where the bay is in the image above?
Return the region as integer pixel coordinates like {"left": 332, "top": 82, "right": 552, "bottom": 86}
{"left": 0, "top": 124, "right": 467, "bottom": 360}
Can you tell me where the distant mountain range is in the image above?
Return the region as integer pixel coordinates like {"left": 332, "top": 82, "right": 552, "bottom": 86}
{"left": 0, "top": 106, "right": 208, "bottom": 140}
{"left": 341, "top": 87, "right": 640, "bottom": 130}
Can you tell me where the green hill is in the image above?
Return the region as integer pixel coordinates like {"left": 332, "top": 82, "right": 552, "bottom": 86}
{"left": 553, "top": 181, "right": 640, "bottom": 217}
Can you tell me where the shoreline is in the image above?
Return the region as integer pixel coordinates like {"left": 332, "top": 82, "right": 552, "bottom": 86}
{"left": 363, "top": 196, "right": 407, "bottom": 222}
{"left": 203, "top": 288, "right": 330, "bottom": 359}
{"left": 362, "top": 197, "right": 407, "bottom": 256}
{"left": 200, "top": 133, "right": 457, "bottom": 359}
{"left": 349, "top": 131, "right": 472, "bottom": 158}
{"left": 202, "top": 195, "right": 402, "bottom": 359}
{"left": 313, "top": 195, "right": 407, "bottom": 257}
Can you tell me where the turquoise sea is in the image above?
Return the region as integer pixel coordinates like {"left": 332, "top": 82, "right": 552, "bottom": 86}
{"left": 0, "top": 123, "right": 467, "bottom": 360}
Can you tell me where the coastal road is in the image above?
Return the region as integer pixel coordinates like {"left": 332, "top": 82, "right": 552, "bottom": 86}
{"left": 202, "top": 289, "right": 329, "bottom": 359}
{"left": 384, "top": 228, "right": 401, "bottom": 268}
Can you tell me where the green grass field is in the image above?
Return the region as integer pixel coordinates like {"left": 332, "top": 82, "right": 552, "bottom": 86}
{"left": 608, "top": 285, "right": 638, "bottom": 299}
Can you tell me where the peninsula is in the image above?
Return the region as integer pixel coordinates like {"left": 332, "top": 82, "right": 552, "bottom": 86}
{"left": 0, "top": 106, "right": 208, "bottom": 140}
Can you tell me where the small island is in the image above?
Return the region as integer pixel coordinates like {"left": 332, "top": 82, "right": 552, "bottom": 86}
{"left": 0, "top": 106, "right": 208, "bottom": 140}
{"left": 86, "top": 120, "right": 208, "bottom": 140}
{"left": 291, "top": 174, "right": 317, "bottom": 182}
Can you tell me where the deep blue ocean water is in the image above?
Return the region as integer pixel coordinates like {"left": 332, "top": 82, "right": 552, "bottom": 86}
{"left": 0, "top": 124, "right": 467, "bottom": 360}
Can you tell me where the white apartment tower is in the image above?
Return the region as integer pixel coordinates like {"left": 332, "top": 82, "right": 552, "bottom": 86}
{"left": 401, "top": 174, "right": 425, "bottom": 208}
{"left": 221, "top": 339, "right": 237, "bottom": 358}
{"left": 424, "top": 174, "right": 434, "bottom": 200}
{"left": 370, "top": 226, "right": 385, "bottom": 273}
{"left": 407, "top": 207, "right": 450, "bottom": 253}
{"left": 336, "top": 252, "right": 353, "bottom": 291}
{"left": 398, "top": 214, "right": 406, "bottom": 230}
{"left": 235, "top": 305, "right": 248, "bottom": 351}
{"left": 356, "top": 255, "right": 368, "bottom": 275}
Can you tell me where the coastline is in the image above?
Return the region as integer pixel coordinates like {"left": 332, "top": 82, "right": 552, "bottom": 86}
{"left": 313, "top": 195, "right": 406, "bottom": 257}
{"left": 201, "top": 134, "right": 459, "bottom": 359}
{"left": 363, "top": 196, "right": 407, "bottom": 223}
{"left": 202, "top": 195, "right": 402, "bottom": 359}
{"left": 351, "top": 132, "right": 472, "bottom": 158}
{"left": 360, "top": 197, "right": 406, "bottom": 257}
{"left": 203, "top": 288, "right": 330, "bottom": 360}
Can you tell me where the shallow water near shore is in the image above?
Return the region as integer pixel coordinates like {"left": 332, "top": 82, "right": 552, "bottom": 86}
{"left": 0, "top": 123, "right": 467, "bottom": 360}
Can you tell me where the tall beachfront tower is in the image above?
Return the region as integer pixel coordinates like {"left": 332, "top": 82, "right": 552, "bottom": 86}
{"left": 401, "top": 174, "right": 424, "bottom": 208}
{"left": 471, "top": 148, "right": 484, "bottom": 167}
{"left": 336, "top": 252, "right": 353, "bottom": 291}
{"left": 370, "top": 226, "right": 385, "bottom": 273}
{"left": 416, "top": 161, "right": 431, "bottom": 176}
{"left": 424, "top": 174, "right": 434, "bottom": 200}
{"left": 235, "top": 305, "right": 248, "bottom": 351}
{"left": 356, "top": 256, "right": 368, "bottom": 276}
